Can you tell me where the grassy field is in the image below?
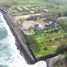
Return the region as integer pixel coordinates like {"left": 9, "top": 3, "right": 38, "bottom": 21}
{"left": 26, "top": 26, "right": 67, "bottom": 58}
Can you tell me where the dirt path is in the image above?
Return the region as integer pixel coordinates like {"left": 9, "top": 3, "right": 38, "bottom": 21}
{"left": 15, "top": 13, "right": 41, "bottom": 20}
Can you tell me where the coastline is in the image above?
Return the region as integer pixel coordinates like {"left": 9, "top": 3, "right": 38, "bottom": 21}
{"left": 0, "top": 9, "right": 62, "bottom": 66}
{"left": 0, "top": 10, "right": 36, "bottom": 64}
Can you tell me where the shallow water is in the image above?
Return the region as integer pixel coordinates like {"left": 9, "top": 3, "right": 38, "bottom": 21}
{"left": 0, "top": 12, "right": 46, "bottom": 67}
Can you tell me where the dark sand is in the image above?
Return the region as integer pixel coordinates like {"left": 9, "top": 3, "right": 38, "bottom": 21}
{"left": 0, "top": 11, "right": 36, "bottom": 64}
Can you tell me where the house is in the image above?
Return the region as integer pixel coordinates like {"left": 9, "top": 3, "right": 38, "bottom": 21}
{"left": 48, "top": 21, "right": 57, "bottom": 28}
{"left": 34, "top": 24, "right": 44, "bottom": 31}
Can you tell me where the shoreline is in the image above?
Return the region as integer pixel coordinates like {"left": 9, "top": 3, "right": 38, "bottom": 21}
{"left": 0, "top": 10, "right": 36, "bottom": 64}
{"left": 0, "top": 9, "right": 62, "bottom": 66}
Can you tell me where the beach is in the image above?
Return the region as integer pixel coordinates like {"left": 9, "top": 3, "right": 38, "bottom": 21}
{"left": 0, "top": 10, "right": 36, "bottom": 64}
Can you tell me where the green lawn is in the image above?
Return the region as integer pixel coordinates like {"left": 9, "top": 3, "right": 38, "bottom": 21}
{"left": 26, "top": 27, "right": 67, "bottom": 58}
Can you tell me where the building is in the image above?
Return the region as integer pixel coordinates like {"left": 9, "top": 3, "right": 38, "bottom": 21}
{"left": 34, "top": 24, "right": 44, "bottom": 31}
{"left": 48, "top": 21, "right": 57, "bottom": 28}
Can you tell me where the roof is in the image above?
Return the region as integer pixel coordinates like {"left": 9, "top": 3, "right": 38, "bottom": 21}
{"left": 34, "top": 24, "right": 44, "bottom": 31}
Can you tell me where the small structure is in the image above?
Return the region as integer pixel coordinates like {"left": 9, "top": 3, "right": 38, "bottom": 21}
{"left": 29, "top": 11, "right": 34, "bottom": 14}
{"left": 48, "top": 21, "right": 57, "bottom": 28}
{"left": 43, "top": 9, "right": 50, "bottom": 12}
{"left": 34, "top": 24, "right": 44, "bottom": 31}
{"left": 31, "top": 8, "right": 35, "bottom": 10}
{"left": 16, "top": 7, "right": 23, "bottom": 12}
{"left": 23, "top": 6, "right": 29, "bottom": 11}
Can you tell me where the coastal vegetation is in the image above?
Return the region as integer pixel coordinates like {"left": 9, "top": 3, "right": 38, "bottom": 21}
{"left": 1, "top": 0, "right": 67, "bottom": 66}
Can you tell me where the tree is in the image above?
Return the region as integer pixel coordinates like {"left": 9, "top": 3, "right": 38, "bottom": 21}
{"left": 64, "top": 11, "right": 67, "bottom": 16}
{"left": 57, "top": 17, "right": 67, "bottom": 31}
{"left": 57, "top": 12, "right": 62, "bottom": 17}
{"left": 56, "top": 44, "right": 67, "bottom": 54}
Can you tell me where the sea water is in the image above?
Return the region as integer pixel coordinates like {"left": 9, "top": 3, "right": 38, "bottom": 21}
{"left": 0, "top": 12, "right": 46, "bottom": 67}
